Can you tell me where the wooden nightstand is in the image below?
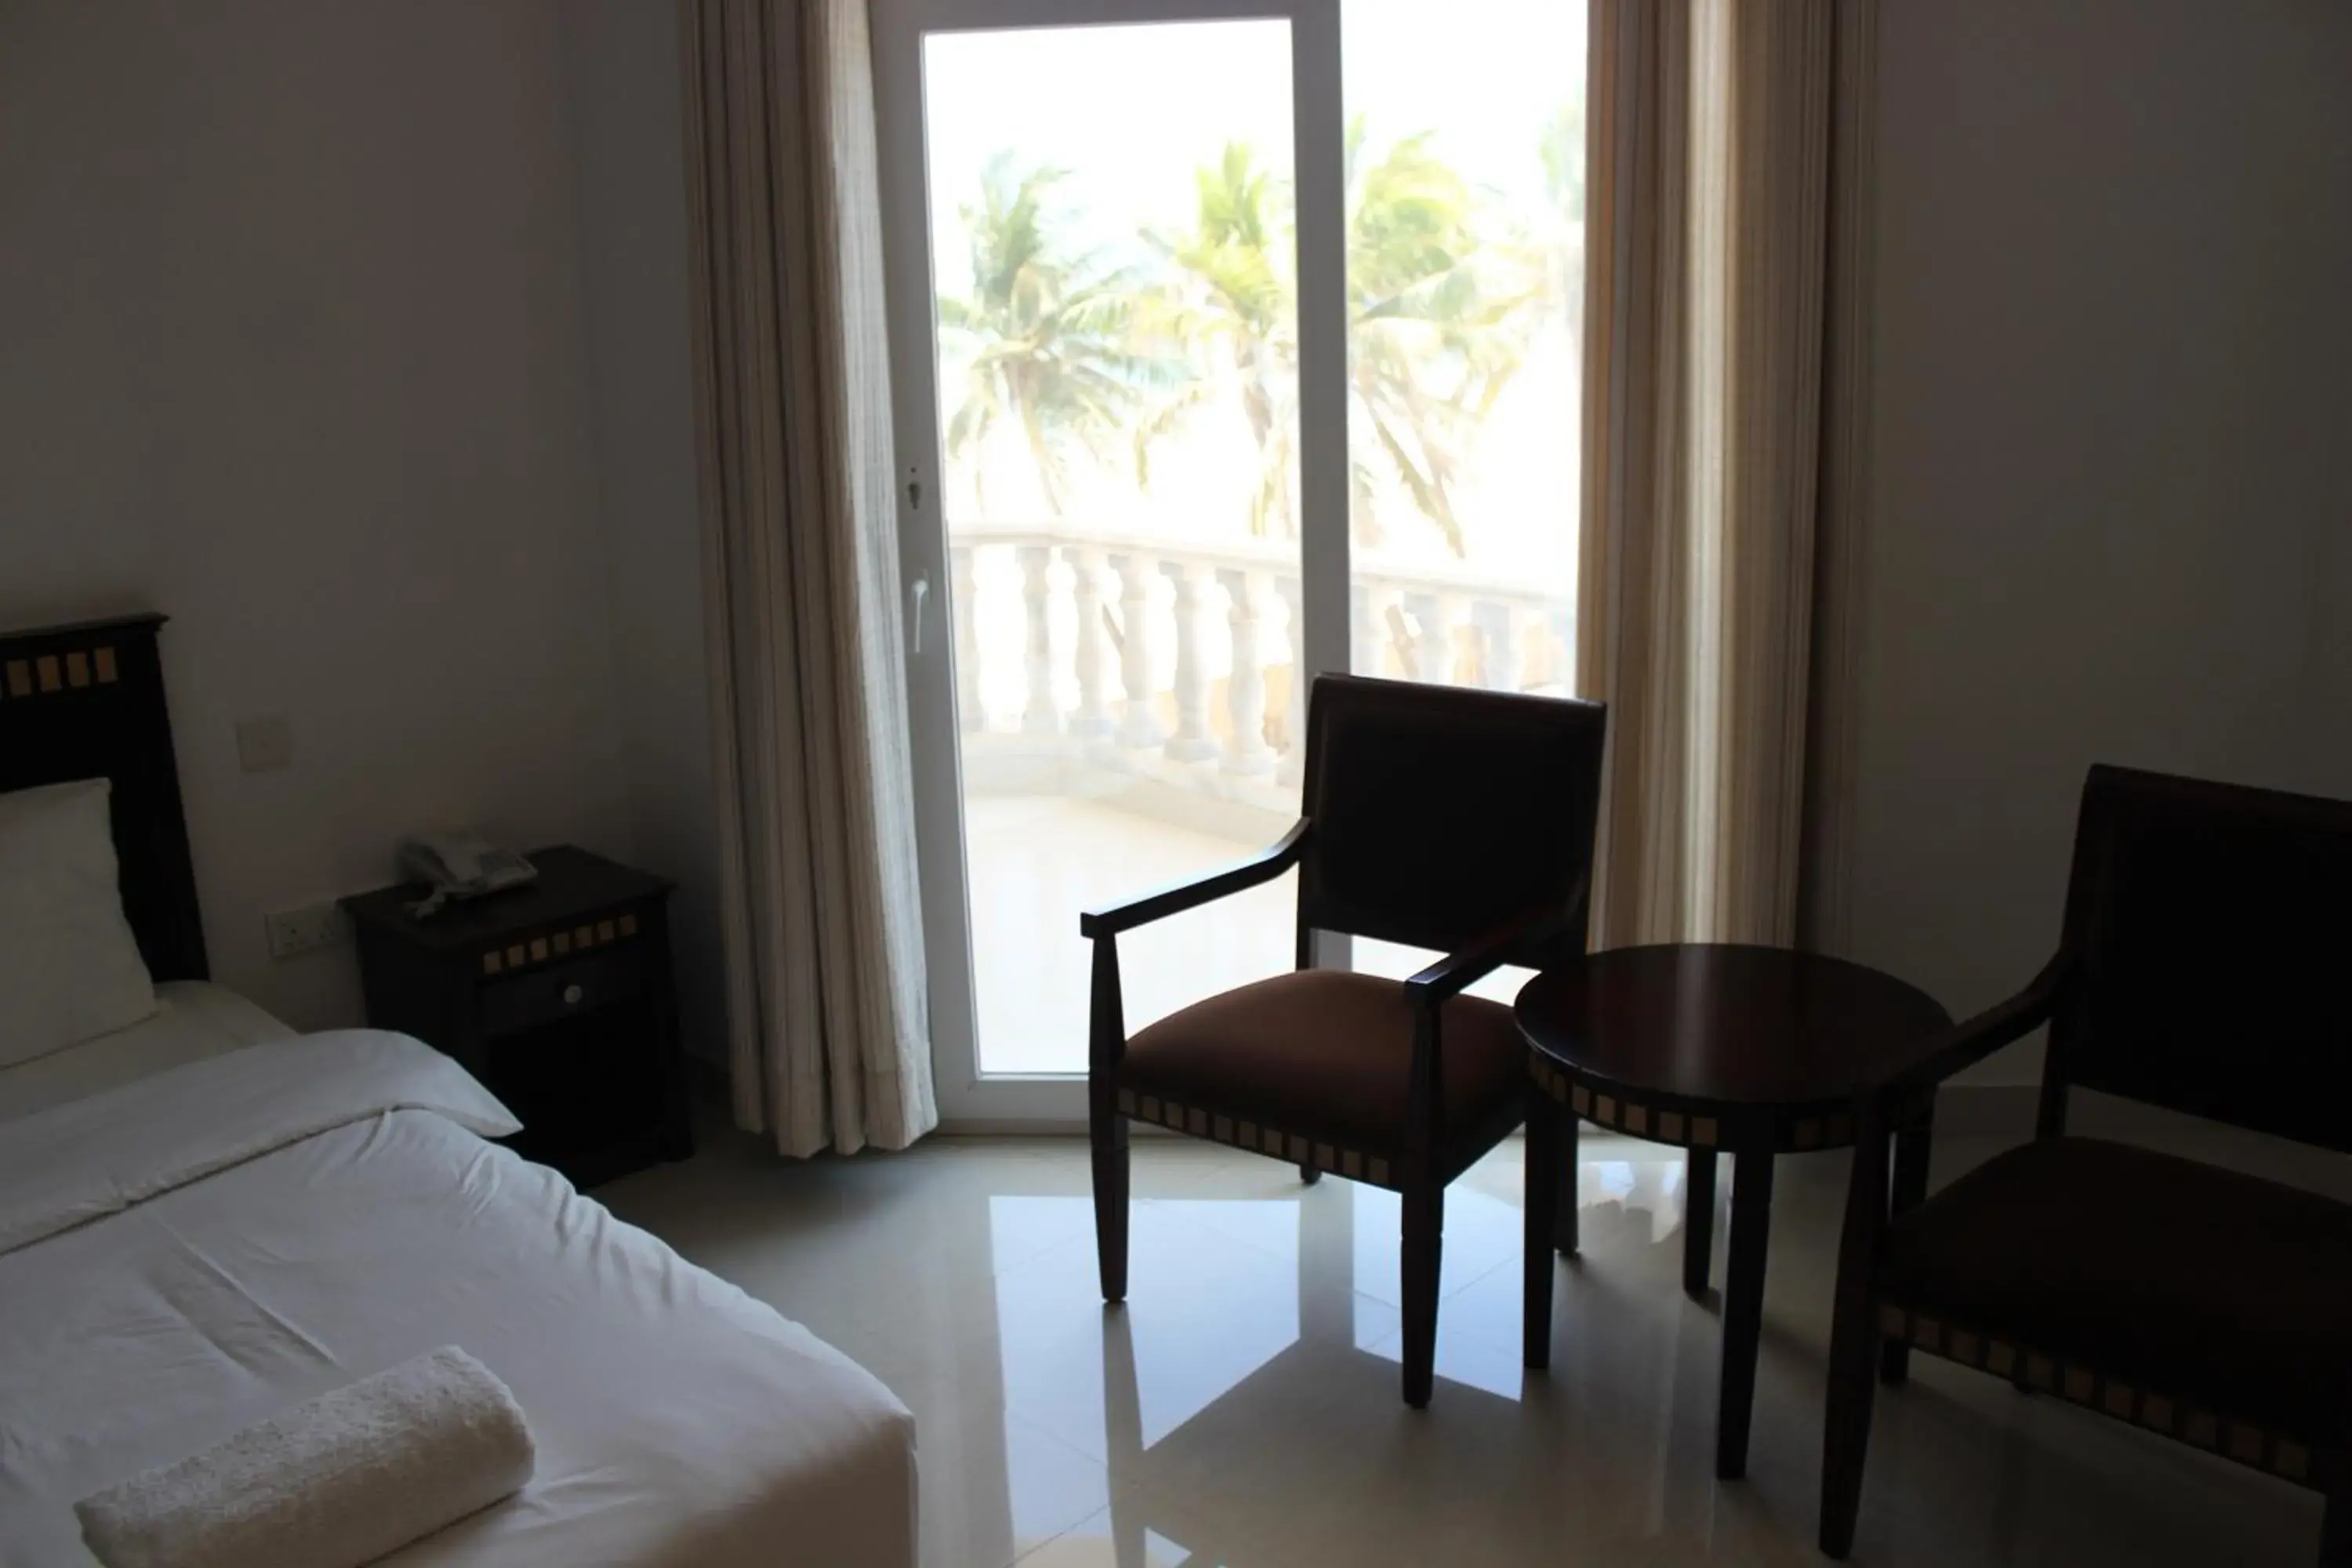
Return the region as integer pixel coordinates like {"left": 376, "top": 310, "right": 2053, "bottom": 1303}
{"left": 343, "top": 845, "right": 692, "bottom": 1189}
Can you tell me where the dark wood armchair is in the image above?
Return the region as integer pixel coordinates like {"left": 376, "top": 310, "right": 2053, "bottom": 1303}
{"left": 1820, "top": 764, "right": 2352, "bottom": 1562}
{"left": 1081, "top": 673, "right": 1606, "bottom": 1408}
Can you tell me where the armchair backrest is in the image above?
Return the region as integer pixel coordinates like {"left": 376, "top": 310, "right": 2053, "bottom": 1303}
{"left": 2049, "top": 764, "right": 2352, "bottom": 1153}
{"left": 1297, "top": 674, "right": 1606, "bottom": 968}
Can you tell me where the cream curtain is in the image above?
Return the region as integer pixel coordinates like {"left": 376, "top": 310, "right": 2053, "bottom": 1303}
{"left": 1577, "top": 0, "right": 1876, "bottom": 949}
{"left": 681, "top": 0, "right": 937, "bottom": 1155}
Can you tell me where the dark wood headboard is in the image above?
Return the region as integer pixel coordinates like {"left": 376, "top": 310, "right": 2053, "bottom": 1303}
{"left": 0, "top": 614, "right": 208, "bottom": 982}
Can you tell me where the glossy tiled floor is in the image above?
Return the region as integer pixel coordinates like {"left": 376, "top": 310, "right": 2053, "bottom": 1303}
{"left": 601, "top": 1123, "right": 2334, "bottom": 1568}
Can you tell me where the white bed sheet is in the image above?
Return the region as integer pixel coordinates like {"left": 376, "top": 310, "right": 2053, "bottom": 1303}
{"left": 0, "top": 979, "right": 293, "bottom": 1123}
{"left": 0, "top": 1036, "right": 917, "bottom": 1567}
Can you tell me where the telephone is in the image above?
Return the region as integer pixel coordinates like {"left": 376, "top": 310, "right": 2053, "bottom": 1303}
{"left": 397, "top": 832, "right": 537, "bottom": 920}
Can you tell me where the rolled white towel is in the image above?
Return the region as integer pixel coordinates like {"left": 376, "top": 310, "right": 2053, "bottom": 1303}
{"left": 74, "top": 1345, "right": 535, "bottom": 1568}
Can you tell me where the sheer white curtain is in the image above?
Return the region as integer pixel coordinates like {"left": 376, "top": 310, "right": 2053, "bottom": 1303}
{"left": 1577, "top": 0, "right": 1877, "bottom": 949}
{"left": 681, "top": 0, "right": 936, "bottom": 1155}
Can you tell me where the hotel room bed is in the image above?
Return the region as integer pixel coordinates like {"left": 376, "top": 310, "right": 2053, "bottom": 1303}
{"left": 0, "top": 615, "right": 916, "bottom": 1566}
{"left": 0, "top": 1033, "right": 917, "bottom": 1566}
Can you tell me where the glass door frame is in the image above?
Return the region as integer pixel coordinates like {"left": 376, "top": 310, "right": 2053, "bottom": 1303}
{"left": 873, "top": 0, "right": 1352, "bottom": 1125}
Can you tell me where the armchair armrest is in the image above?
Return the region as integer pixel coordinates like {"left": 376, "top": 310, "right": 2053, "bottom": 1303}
{"left": 1871, "top": 948, "right": 2078, "bottom": 1104}
{"left": 1832, "top": 950, "right": 2078, "bottom": 1361}
{"left": 1401, "top": 873, "right": 1591, "bottom": 1011}
{"left": 1079, "top": 819, "right": 1310, "bottom": 940}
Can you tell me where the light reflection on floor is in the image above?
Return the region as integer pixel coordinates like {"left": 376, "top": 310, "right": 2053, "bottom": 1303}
{"left": 604, "top": 1124, "right": 2336, "bottom": 1568}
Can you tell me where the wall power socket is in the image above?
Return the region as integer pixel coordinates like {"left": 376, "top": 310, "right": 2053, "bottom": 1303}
{"left": 265, "top": 901, "right": 349, "bottom": 960}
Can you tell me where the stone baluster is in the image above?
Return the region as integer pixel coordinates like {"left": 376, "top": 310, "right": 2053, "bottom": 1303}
{"left": 1441, "top": 593, "right": 1475, "bottom": 686}
{"left": 1016, "top": 544, "right": 1059, "bottom": 734}
{"left": 1109, "top": 552, "right": 1163, "bottom": 750}
{"left": 950, "top": 544, "right": 983, "bottom": 732}
{"left": 1069, "top": 546, "right": 1115, "bottom": 739}
{"left": 1351, "top": 583, "right": 1383, "bottom": 679}
{"left": 1163, "top": 561, "right": 1218, "bottom": 760}
{"left": 1275, "top": 575, "right": 1306, "bottom": 787}
{"left": 1478, "top": 601, "right": 1532, "bottom": 694}
{"left": 1403, "top": 590, "right": 1451, "bottom": 684}
{"left": 1217, "top": 568, "right": 1277, "bottom": 776}
{"left": 1468, "top": 601, "right": 1504, "bottom": 691}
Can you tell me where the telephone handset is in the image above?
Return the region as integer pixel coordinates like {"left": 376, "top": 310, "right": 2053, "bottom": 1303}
{"left": 397, "top": 831, "right": 537, "bottom": 920}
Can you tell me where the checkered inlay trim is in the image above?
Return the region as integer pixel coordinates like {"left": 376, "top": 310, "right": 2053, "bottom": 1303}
{"left": 1116, "top": 1087, "right": 1390, "bottom": 1185}
{"left": 1531, "top": 1059, "right": 1875, "bottom": 1152}
{"left": 481, "top": 909, "right": 641, "bottom": 976}
{"left": 1531, "top": 1061, "right": 1725, "bottom": 1147}
{"left": 1, "top": 641, "right": 122, "bottom": 702}
{"left": 1875, "top": 1303, "right": 2315, "bottom": 1484}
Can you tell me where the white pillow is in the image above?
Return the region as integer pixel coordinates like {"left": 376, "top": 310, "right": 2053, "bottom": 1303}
{"left": 0, "top": 779, "right": 160, "bottom": 1067}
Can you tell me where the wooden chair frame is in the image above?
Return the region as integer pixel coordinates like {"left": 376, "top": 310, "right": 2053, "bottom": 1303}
{"left": 1820, "top": 766, "right": 2352, "bottom": 1562}
{"left": 1081, "top": 674, "right": 1604, "bottom": 1408}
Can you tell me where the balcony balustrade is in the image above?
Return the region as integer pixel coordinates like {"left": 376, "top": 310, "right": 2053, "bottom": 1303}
{"left": 949, "top": 522, "right": 1574, "bottom": 825}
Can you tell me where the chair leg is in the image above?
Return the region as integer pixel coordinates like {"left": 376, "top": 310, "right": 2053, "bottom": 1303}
{"left": 1819, "top": 1289, "right": 1882, "bottom": 1559}
{"left": 1524, "top": 1091, "right": 1560, "bottom": 1370}
{"left": 1684, "top": 1146, "right": 1718, "bottom": 1298}
{"left": 1401, "top": 1181, "right": 1444, "bottom": 1409}
{"left": 1880, "top": 1112, "right": 1934, "bottom": 1385}
{"left": 1299, "top": 1163, "right": 1322, "bottom": 1185}
{"left": 1091, "top": 1105, "right": 1130, "bottom": 1305}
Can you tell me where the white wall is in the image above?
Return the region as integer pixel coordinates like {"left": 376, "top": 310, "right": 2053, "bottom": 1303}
{"left": 17, "top": 0, "right": 2342, "bottom": 1086}
{"left": 1846, "top": 0, "right": 2352, "bottom": 1081}
{"left": 558, "top": 2, "right": 726, "bottom": 1065}
{"left": 0, "top": 2, "right": 637, "bottom": 1030}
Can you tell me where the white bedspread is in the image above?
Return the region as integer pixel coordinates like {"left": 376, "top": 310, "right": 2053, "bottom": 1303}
{"left": 0, "top": 1036, "right": 918, "bottom": 1567}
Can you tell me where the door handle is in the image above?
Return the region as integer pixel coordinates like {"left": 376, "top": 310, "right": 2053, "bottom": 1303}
{"left": 909, "top": 575, "right": 930, "bottom": 656}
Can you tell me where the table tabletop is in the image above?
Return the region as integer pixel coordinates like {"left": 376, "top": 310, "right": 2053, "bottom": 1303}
{"left": 1515, "top": 943, "right": 1952, "bottom": 1117}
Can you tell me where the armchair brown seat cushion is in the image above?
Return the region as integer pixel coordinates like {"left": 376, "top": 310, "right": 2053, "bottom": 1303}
{"left": 1878, "top": 1135, "right": 2352, "bottom": 1445}
{"left": 1118, "top": 971, "right": 1526, "bottom": 1168}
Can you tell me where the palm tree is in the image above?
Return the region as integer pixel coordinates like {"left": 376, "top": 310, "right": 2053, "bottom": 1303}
{"left": 1536, "top": 97, "right": 1588, "bottom": 336}
{"left": 1138, "top": 142, "right": 1299, "bottom": 538}
{"left": 1538, "top": 98, "right": 1585, "bottom": 230}
{"left": 937, "top": 154, "right": 1163, "bottom": 515}
{"left": 1345, "top": 122, "right": 1542, "bottom": 557}
{"left": 1145, "top": 128, "right": 1542, "bottom": 557}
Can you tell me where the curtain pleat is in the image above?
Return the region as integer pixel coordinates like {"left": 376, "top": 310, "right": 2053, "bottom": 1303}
{"left": 681, "top": 0, "right": 936, "bottom": 1156}
{"left": 1578, "top": 0, "right": 1873, "bottom": 950}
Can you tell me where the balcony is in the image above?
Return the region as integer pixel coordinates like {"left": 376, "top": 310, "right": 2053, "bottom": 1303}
{"left": 948, "top": 521, "right": 1574, "bottom": 1074}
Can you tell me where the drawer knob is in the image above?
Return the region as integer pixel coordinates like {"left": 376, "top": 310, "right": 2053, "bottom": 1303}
{"left": 562, "top": 983, "right": 585, "bottom": 1007}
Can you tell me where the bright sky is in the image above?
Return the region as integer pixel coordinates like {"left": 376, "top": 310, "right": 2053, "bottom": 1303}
{"left": 921, "top": 2, "right": 1586, "bottom": 594}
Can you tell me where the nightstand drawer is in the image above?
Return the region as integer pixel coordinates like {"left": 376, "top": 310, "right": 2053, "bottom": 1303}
{"left": 477, "top": 946, "right": 647, "bottom": 1037}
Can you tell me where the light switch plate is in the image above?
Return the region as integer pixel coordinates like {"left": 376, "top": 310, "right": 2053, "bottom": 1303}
{"left": 236, "top": 717, "right": 294, "bottom": 774}
{"left": 265, "top": 902, "right": 347, "bottom": 960}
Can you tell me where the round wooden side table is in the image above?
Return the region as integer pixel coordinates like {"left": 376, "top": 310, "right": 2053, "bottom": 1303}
{"left": 1515, "top": 943, "right": 1951, "bottom": 1479}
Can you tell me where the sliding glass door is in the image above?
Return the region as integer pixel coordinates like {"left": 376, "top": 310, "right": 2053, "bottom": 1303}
{"left": 876, "top": 0, "right": 1583, "bottom": 1123}
{"left": 1330, "top": 0, "right": 1588, "bottom": 1001}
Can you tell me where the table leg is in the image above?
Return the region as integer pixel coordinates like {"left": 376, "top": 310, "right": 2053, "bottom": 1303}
{"left": 1683, "top": 1146, "right": 1718, "bottom": 1298}
{"left": 1557, "top": 1108, "right": 1581, "bottom": 1255}
{"left": 1716, "top": 1150, "right": 1776, "bottom": 1480}
{"left": 1880, "top": 1105, "right": 1935, "bottom": 1385}
{"left": 1523, "top": 1088, "right": 1560, "bottom": 1370}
